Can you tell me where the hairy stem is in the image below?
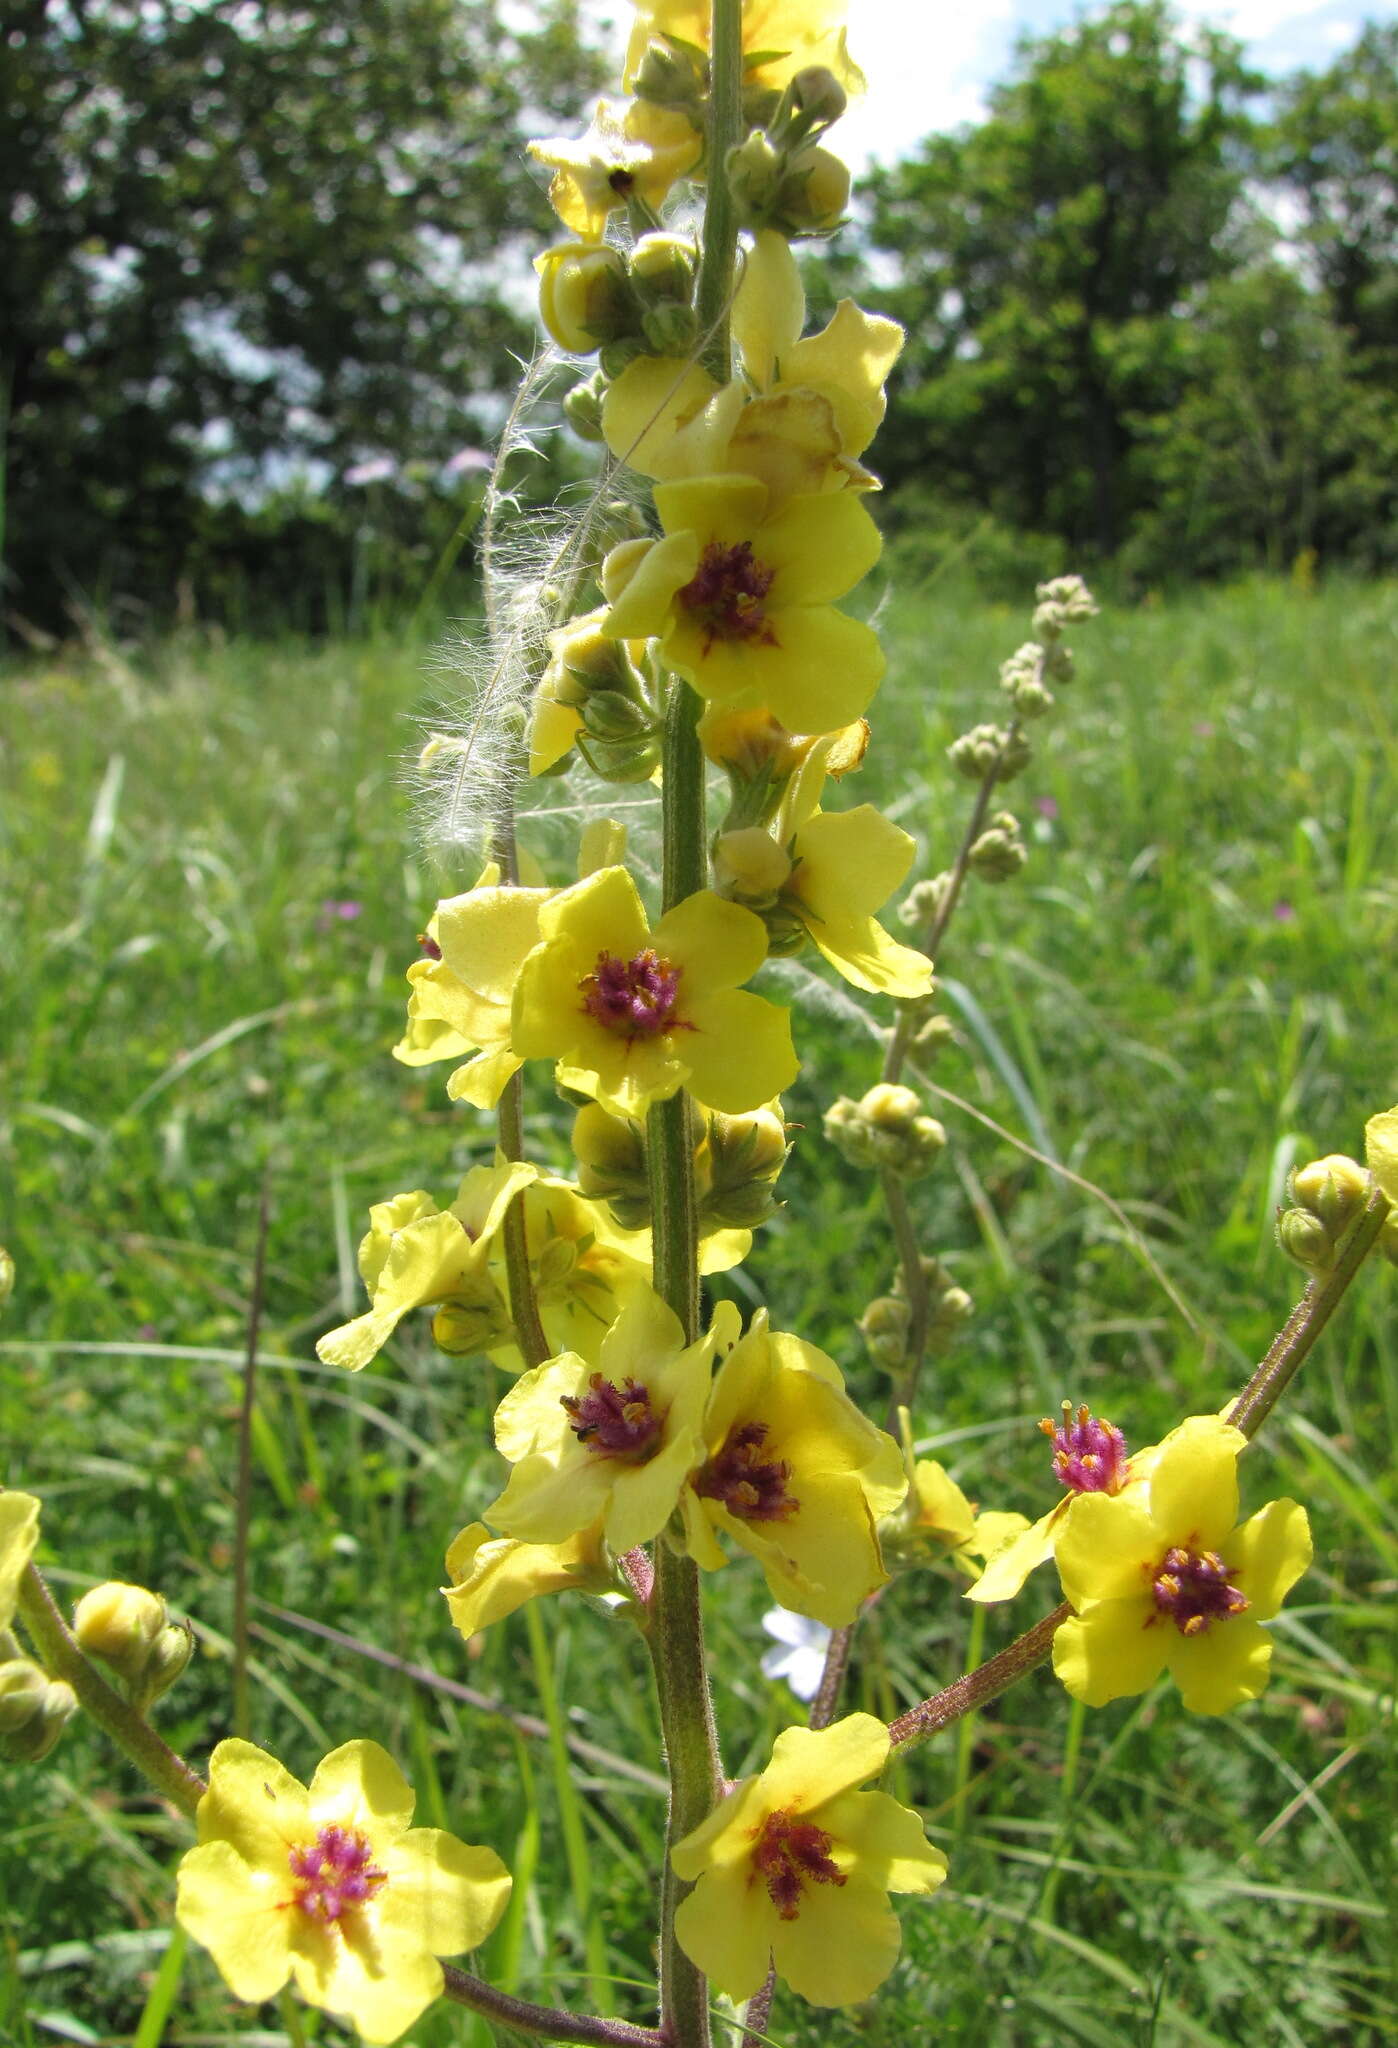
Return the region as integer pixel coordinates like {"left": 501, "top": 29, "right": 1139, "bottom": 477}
{"left": 888, "top": 1605, "right": 1070, "bottom": 1755}
{"left": 17, "top": 1567, "right": 207, "bottom": 1817}
{"left": 1229, "top": 1186, "right": 1389, "bottom": 1439}
{"left": 695, "top": 0, "right": 743, "bottom": 377}
{"left": 439, "top": 1967, "right": 665, "bottom": 2047}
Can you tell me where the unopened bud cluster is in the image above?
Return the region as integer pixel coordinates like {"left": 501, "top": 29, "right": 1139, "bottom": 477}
{"left": 859, "top": 1255, "right": 974, "bottom": 1371}
{"left": 825, "top": 1084, "right": 946, "bottom": 1181}
{"left": 73, "top": 1581, "right": 193, "bottom": 1713}
{"left": 1276, "top": 1153, "right": 1370, "bottom": 1274}
{"left": 573, "top": 1101, "right": 789, "bottom": 1234}
{"left": 0, "top": 1651, "right": 76, "bottom": 1763}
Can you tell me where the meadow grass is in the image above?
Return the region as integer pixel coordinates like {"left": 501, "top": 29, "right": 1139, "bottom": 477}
{"left": 1, "top": 575, "right": 1395, "bottom": 2046}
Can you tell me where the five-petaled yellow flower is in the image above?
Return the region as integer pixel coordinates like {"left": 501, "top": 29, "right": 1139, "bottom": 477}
{"left": 1051, "top": 1416, "right": 1312, "bottom": 1715}
{"left": 485, "top": 1289, "right": 739, "bottom": 1554}
{"left": 672, "top": 1713, "right": 946, "bottom": 2006}
{"left": 678, "top": 1313, "right": 906, "bottom": 1625}
{"left": 176, "top": 1739, "right": 511, "bottom": 2043}
{"left": 512, "top": 864, "right": 798, "bottom": 1118}
{"left": 443, "top": 1520, "right": 615, "bottom": 1639}
{"left": 602, "top": 474, "right": 884, "bottom": 737}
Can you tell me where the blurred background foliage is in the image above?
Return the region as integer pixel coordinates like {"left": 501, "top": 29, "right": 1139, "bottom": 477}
{"left": 2, "top": 0, "right": 1396, "bottom": 637}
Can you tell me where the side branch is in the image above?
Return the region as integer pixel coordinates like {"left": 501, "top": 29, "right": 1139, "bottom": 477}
{"left": 16, "top": 1566, "right": 207, "bottom": 1817}
{"left": 440, "top": 1965, "right": 665, "bottom": 2047}
{"left": 888, "top": 1605, "right": 1069, "bottom": 1754}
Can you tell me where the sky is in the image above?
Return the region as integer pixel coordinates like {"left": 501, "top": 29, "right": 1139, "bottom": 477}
{"left": 581, "top": 0, "right": 1398, "bottom": 172}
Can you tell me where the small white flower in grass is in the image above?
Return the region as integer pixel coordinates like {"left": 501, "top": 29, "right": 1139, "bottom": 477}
{"left": 760, "top": 1606, "right": 831, "bottom": 1702}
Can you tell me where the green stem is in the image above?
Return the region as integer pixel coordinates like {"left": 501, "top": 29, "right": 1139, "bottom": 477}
{"left": 695, "top": 0, "right": 743, "bottom": 378}
{"left": 17, "top": 1566, "right": 207, "bottom": 1817}
{"left": 231, "top": 1181, "right": 271, "bottom": 1741}
{"left": 1228, "top": 1187, "right": 1388, "bottom": 1439}
{"left": 882, "top": 1168, "right": 932, "bottom": 1422}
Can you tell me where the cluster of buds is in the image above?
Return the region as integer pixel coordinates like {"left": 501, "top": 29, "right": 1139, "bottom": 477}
{"left": 0, "top": 1650, "right": 76, "bottom": 1764}
{"left": 725, "top": 69, "right": 851, "bottom": 239}
{"left": 1276, "top": 1153, "right": 1371, "bottom": 1275}
{"left": 573, "top": 1100, "right": 789, "bottom": 1233}
{"left": 539, "top": 230, "right": 702, "bottom": 373}
{"left": 859, "top": 1255, "right": 974, "bottom": 1372}
{"left": 825, "top": 1084, "right": 946, "bottom": 1181}
{"left": 73, "top": 1581, "right": 193, "bottom": 1714}
{"left": 531, "top": 610, "right": 661, "bottom": 783}
{"left": 999, "top": 575, "right": 1098, "bottom": 721}
{"left": 946, "top": 722, "right": 1033, "bottom": 786}
{"left": 967, "top": 810, "right": 1027, "bottom": 883}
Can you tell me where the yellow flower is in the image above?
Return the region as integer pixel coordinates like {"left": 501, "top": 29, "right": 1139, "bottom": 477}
{"left": 526, "top": 608, "right": 651, "bottom": 776}
{"left": 733, "top": 230, "right": 903, "bottom": 465}
{"left": 316, "top": 1163, "right": 532, "bottom": 1373}
{"left": 442, "top": 1521, "right": 615, "bottom": 1639}
{"left": 512, "top": 864, "right": 798, "bottom": 1118}
{"left": 671, "top": 1714, "right": 946, "bottom": 2007}
{"left": 0, "top": 1492, "right": 41, "bottom": 1630}
{"left": 1051, "top": 1418, "right": 1312, "bottom": 1715}
{"left": 903, "top": 1460, "right": 1029, "bottom": 1579}
{"left": 486, "top": 1175, "right": 653, "bottom": 1368}
{"left": 678, "top": 1313, "right": 906, "bottom": 1625}
{"left": 176, "top": 1739, "right": 511, "bottom": 2044}
{"left": 484, "top": 1289, "right": 739, "bottom": 1554}
{"left": 529, "top": 98, "right": 700, "bottom": 240}
{"left": 603, "top": 474, "right": 884, "bottom": 735}
{"left": 393, "top": 873, "right": 550, "bottom": 1110}
{"left": 626, "top": 1, "right": 866, "bottom": 99}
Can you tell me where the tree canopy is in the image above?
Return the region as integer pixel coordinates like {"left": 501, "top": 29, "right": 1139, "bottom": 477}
{"left": 2, "top": 0, "right": 603, "bottom": 628}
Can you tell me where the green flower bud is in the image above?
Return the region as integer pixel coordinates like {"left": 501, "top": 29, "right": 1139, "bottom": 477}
{"left": 713, "top": 826, "right": 793, "bottom": 905}
{"left": 432, "top": 1286, "right": 512, "bottom": 1357}
{"left": 899, "top": 872, "right": 952, "bottom": 931}
{"left": 573, "top": 1103, "right": 653, "bottom": 1229}
{"left": 629, "top": 232, "right": 698, "bottom": 306}
{"left": 968, "top": 812, "right": 1027, "bottom": 883}
{"left": 535, "top": 242, "right": 633, "bottom": 355}
{"left": 0, "top": 1659, "right": 48, "bottom": 1734}
{"left": 1276, "top": 1205, "right": 1334, "bottom": 1273}
{"left": 563, "top": 375, "right": 608, "bottom": 443}
{"left": 726, "top": 130, "right": 784, "bottom": 217}
{"left": 641, "top": 301, "right": 701, "bottom": 355}
{"left": 74, "top": 1581, "right": 165, "bottom": 1678}
{"left": 1035, "top": 575, "right": 1098, "bottom": 625}
{"left": 824, "top": 1085, "right": 947, "bottom": 1179}
{"left": 631, "top": 37, "right": 707, "bottom": 111}
{"left": 700, "top": 1103, "right": 789, "bottom": 1229}
{"left": 947, "top": 723, "right": 1032, "bottom": 785}
{"left": 582, "top": 690, "right": 653, "bottom": 743}
{"left": 597, "top": 336, "right": 645, "bottom": 381}
{"left": 1289, "top": 1154, "right": 1369, "bottom": 1234}
{"left": 859, "top": 1294, "right": 910, "bottom": 1371}
{"left": 1043, "top": 641, "right": 1075, "bottom": 682}
{"left": 0, "top": 1667, "right": 77, "bottom": 1763}
{"left": 787, "top": 65, "right": 848, "bottom": 130}
{"left": 578, "top": 732, "right": 665, "bottom": 784}
{"left": 927, "top": 1285, "right": 975, "bottom": 1354}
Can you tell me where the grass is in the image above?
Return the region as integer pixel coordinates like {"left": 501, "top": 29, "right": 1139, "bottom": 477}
{"left": 1, "top": 574, "right": 1395, "bottom": 2047}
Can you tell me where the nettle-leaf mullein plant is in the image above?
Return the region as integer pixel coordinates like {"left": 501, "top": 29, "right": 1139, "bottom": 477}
{"left": 6, "top": 6, "right": 1397, "bottom": 2044}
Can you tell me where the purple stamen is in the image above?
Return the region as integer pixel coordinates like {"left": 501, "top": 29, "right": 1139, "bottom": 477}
{"left": 561, "top": 1373, "right": 662, "bottom": 1458}
{"left": 1040, "top": 1401, "right": 1128, "bottom": 1495}
{"left": 750, "top": 1808, "right": 846, "bottom": 1920}
{"left": 1150, "top": 1544, "right": 1248, "bottom": 1635}
{"left": 580, "top": 948, "right": 683, "bottom": 1039}
{"left": 694, "top": 1422, "right": 799, "bottom": 1523}
{"left": 287, "top": 1825, "right": 387, "bottom": 1923}
{"left": 678, "top": 540, "right": 777, "bottom": 653}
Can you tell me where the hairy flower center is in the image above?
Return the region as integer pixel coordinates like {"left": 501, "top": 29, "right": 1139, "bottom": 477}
{"left": 580, "top": 948, "right": 683, "bottom": 1039}
{"left": 287, "top": 1825, "right": 387, "bottom": 1923}
{"left": 750, "top": 1808, "right": 846, "bottom": 1920}
{"left": 694, "top": 1422, "right": 799, "bottom": 1522}
{"left": 562, "top": 1373, "right": 662, "bottom": 1458}
{"left": 1040, "top": 1401, "right": 1128, "bottom": 1495}
{"left": 678, "top": 540, "right": 777, "bottom": 652}
{"left": 1150, "top": 1545, "right": 1248, "bottom": 1635}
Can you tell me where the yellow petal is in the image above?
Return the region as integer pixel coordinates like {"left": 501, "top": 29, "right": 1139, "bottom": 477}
{"left": 1231, "top": 1496, "right": 1311, "bottom": 1620}
{"left": 673, "top": 1864, "right": 774, "bottom": 2002}
{"left": 176, "top": 1839, "right": 293, "bottom": 2003}
{"left": 1053, "top": 1493, "right": 1158, "bottom": 1608}
{"left": 1165, "top": 1616, "right": 1275, "bottom": 1715}
{"left": 819, "top": 1787, "right": 949, "bottom": 1895}
{"left": 769, "top": 1870, "right": 903, "bottom": 2006}
{"left": 783, "top": 300, "right": 905, "bottom": 455}
{"left": 378, "top": 1830, "right": 511, "bottom": 1956}
{"left": 758, "top": 1712, "right": 890, "bottom": 1814}
{"left": 757, "top": 491, "right": 883, "bottom": 605}
{"left": 0, "top": 1491, "right": 40, "bottom": 1630}
{"left": 196, "top": 1738, "right": 310, "bottom": 1859}
{"left": 733, "top": 229, "right": 806, "bottom": 385}
{"left": 680, "top": 988, "right": 799, "bottom": 1114}
{"left": 965, "top": 1506, "right": 1061, "bottom": 1604}
{"left": 1146, "top": 1415, "right": 1246, "bottom": 1550}
{"left": 650, "top": 888, "right": 771, "bottom": 992}
{"left": 307, "top": 1740, "right": 415, "bottom": 1842}
{"left": 602, "top": 357, "right": 721, "bottom": 479}
{"left": 289, "top": 1922, "right": 443, "bottom": 2046}
{"left": 1052, "top": 1601, "right": 1169, "bottom": 1706}
{"left": 1365, "top": 1106, "right": 1398, "bottom": 1205}
{"left": 443, "top": 1522, "right": 610, "bottom": 1636}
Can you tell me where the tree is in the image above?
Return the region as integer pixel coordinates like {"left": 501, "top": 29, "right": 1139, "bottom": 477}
{"left": 1271, "top": 21, "right": 1398, "bottom": 366}
{"left": 853, "top": 0, "right": 1263, "bottom": 557}
{"left": 1, "top": 0, "right": 604, "bottom": 629}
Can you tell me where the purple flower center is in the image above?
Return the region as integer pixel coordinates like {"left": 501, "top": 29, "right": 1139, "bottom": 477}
{"left": 580, "top": 948, "right": 683, "bottom": 1040}
{"left": 287, "top": 1825, "right": 386, "bottom": 1923}
{"left": 678, "top": 540, "right": 777, "bottom": 652}
{"left": 561, "top": 1373, "right": 662, "bottom": 1458}
{"left": 1040, "top": 1402, "right": 1128, "bottom": 1494}
{"left": 750, "top": 1808, "right": 846, "bottom": 1920}
{"left": 694, "top": 1422, "right": 799, "bottom": 1523}
{"left": 1150, "top": 1545, "right": 1248, "bottom": 1635}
